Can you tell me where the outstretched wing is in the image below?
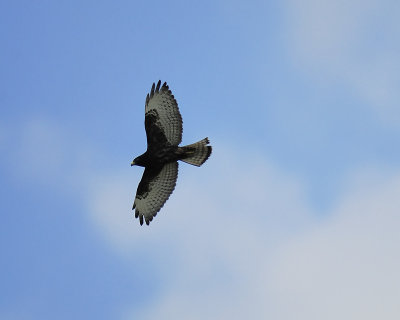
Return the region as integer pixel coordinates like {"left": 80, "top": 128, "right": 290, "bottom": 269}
{"left": 132, "top": 161, "right": 179, "bottom": 225}
{"left": 145, "top": 80, "right": 183, "bottom": 147}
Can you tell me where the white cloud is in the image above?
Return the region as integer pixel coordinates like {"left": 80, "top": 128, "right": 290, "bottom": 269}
{"left": 285, "top": 0, "right": 400, "bottom": 125}
{"left": 266, "top": 169, "right": 400, "bottom": 319}
{"left": 285, "top": 0, "right": 377, "bottom": 65}
{"left": 119, "top": 163, "right": 400, "bottom": 320}
{"left": 84, "top": 149, "right": 397, "bottom": 319}
{"left": 3, "top": 117, "right": 84, "bottom": 186}
{"left": 112, "top": 147, "right": 314, "bottom": 320}
{"left": 85, "top": 145, "right": 314, "bottom": 255}
{"left": 17, "top": 119, "right": 69, "bottom": 178}
{"left": 6, "top": 119, "right": 400, "bottom": 319}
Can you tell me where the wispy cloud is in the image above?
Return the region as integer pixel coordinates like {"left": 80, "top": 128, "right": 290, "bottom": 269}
{"left": 5, "top": 118, "right": 400, "bottom": 319}
{"left": 84, "top": 144, "right": 314, "bottom": 253}
{"left": 285, "top": 0, "right": 400, "bottom": 125}
{"left": 121, "top": 165, "right": 400, "bottom": 320}
{"left": 266, "top": 169, "right": 400, "bottom": 319}
{"left": 83, "top": 142, "right": 400, "bottom": 319}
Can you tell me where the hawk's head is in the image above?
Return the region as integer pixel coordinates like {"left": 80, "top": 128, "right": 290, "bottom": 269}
{"left": 131, "top": 153, "right": 146, "bottom": 167}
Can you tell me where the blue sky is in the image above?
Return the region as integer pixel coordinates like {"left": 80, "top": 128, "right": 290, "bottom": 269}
{"left": 1, "top": 0, "right": 400, "bottom": 319}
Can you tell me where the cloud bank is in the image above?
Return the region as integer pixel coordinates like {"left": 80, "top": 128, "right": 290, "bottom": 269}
{"left": 6, "top": 118, "right": 399, "bottom": 319}
{"left": 118, "top": 164, "right": 400, "bottom": 320}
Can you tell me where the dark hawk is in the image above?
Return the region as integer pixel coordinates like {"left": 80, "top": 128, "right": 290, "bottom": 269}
{"left": 131, "top": 80, "right": 212, "bottom": 225}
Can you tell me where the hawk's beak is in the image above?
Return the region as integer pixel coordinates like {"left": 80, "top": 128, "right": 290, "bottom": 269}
{"left": 131, "top": 160, "right": 135, "bottom": 166}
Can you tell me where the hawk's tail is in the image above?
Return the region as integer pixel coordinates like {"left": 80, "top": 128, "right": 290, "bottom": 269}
{"left": 180, "top": 138, "right": 212, "bottom": 167}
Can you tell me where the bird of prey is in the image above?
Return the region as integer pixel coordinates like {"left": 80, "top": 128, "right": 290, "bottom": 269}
{"left": 131, "top": 80, "right": 212, "bottom": 225}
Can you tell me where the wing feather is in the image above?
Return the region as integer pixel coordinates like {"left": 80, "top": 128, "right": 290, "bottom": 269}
{"left": 133, "top": 162, "right": 179, "bottom": 225}
{"left": 145, "top": 80, "right": 183, "bottom": 147}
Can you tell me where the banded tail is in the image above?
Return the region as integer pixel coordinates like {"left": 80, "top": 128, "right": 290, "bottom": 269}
{"left": 179, "top": 138, "right": 212, "bottom": 166}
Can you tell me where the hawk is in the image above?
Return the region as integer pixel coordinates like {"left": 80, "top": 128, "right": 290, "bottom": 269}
{"left": 131, "top": 80, "right": 212, "bottom": 225}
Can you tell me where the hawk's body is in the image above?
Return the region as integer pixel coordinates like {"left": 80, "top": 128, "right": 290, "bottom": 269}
{"left": 131, "top": 81, "right": 212, "bottom": 225}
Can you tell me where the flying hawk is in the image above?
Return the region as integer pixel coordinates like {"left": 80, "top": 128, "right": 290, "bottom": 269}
{"left": 131, "top": 80, "right": 212, "bottom": 225}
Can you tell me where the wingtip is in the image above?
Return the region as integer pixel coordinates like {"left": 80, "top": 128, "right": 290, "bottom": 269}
{"left": 150, "top": 83, "right": 155, "bottom": 98}
{"left": 161, "top": 81, "right": 169, "bottom": 92}
{"left": 156, "top": 80, "right": 161, "bottom": 92}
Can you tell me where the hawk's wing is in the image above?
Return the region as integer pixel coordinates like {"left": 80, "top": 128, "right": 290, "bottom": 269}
{"left": 145, "top": 80, "right": 183, "bottom": 147}
{"left": 133, "top": 161, "right": 179, "bottom": 225}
